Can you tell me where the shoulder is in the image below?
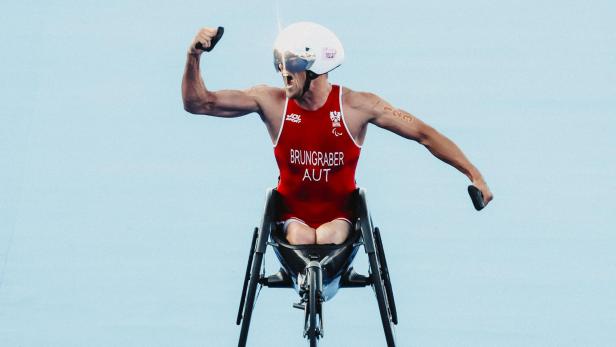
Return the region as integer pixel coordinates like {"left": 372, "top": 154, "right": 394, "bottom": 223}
{"left": 245, "top": 84, "right": 286, "bottom": 116}
{"left": 246, "top": 85, "right": 287, "bottom": 127}
{"left": 341, "top": 86, "right": 382, "bottom": 120}
{"left": 247, "top": 84, "right": 285, "bottom": 101}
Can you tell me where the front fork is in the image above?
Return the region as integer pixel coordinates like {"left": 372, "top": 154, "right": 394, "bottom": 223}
{"left": 295, "top": 260, "right": 324, "bottom": 338}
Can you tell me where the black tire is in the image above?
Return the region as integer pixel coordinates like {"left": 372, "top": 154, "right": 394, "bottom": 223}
{"left": 374, "top": 227, "right": 398, "bottom": 325}
{"left": 237, "top": 228, "right": 259, "bottom": 325}
{"left": 308, "top": 270, "right": 318, "bottom": 347}
{"left": 238, "top": 188, "right": 277, "bottom": 347}
{"left": 237, "top": 251, "right": 264, "bottom": 347}
{"left": 368, "top": 250, "right": 396, "bottom": 346}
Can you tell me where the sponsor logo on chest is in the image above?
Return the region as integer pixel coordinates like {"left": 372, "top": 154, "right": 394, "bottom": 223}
{"left": 286, "top": 113, "right": 302, "bottom": 123}
{"left": 284, "top": 111, "right": 345, "bottom": 137}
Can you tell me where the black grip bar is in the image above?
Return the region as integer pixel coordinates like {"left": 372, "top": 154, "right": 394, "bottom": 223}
{"left": 468, "top": 185, "right": 486, "bottom": 211}
{"left": 195, "top": 26, "right": 224, "bottom": 52}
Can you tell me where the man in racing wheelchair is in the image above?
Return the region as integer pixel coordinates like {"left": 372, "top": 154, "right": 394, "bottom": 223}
{"left": 182, "top": 21, "right": 492, "bottom": 347}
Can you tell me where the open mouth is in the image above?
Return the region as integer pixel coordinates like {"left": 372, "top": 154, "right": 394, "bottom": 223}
{"left": 283, "top": 74, "right": 293, "bottom": 87}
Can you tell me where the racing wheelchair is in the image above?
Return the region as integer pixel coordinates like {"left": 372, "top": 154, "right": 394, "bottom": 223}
{"left": 235, "top": 186, "right": 485, "bottom": 346}
{"left": 236, "top": 188, "right": 396, "bottom": 346}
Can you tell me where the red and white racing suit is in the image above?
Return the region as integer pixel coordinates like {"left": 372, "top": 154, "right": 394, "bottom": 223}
{"left": 274, "top": 85, "right": 362, "bottom": 228}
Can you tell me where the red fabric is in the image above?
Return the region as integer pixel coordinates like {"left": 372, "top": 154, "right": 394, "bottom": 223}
{"left": 274, "top": 85, "right": 361, "bottom": 228}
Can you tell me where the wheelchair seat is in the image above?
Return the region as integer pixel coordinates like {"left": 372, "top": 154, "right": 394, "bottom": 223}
{"left": 270, "top": 222, "right": 362, "bottom": 283}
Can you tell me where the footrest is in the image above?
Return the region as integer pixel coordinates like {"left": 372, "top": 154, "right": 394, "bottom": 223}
{"left": 340, "top": 267, "right": 371, "bottom": 288}
{"left": 259, "top": 268, "right": 294, "bottom": 288}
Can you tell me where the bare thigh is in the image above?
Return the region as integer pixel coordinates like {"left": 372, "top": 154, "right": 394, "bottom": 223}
{"left": 316, "top": 219, "right": 351, "bottom": 245}
{"left": 285, "top": 219, "right": 316, "bottom": 245}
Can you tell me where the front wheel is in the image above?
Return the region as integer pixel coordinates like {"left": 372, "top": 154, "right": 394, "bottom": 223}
{"left": 309, "top": 276, "right": 317, "bottom": 346}
{"left": 305, "top": 268, "right": 320, "bottom": 347}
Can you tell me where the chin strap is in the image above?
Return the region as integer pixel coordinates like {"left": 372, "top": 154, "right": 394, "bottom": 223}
{"left": 301, "top": 71, "right": 319, "bottom": 97}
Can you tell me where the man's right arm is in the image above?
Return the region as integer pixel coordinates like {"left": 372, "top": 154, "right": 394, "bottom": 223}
{"left": 181, "top": 27, "right": 261, "bottom": 118}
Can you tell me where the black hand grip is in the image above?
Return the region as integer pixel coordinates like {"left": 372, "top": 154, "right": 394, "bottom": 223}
{"left": 468, "top": 185, "right": 485, "bottom": 211}
{"left": 195, "top": 26, "right": 224, "bottom": 52}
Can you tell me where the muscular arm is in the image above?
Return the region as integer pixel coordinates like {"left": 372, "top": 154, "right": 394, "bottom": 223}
{"left": 358, "top": 92, "right": 492, "bottom": 203}
{"left": 181, "top": 53, "right": 261, "bottom": 117}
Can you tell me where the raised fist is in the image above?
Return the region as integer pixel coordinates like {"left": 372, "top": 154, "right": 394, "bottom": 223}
{"left": 188, "top": 26, "right": 223, "bottom": 55}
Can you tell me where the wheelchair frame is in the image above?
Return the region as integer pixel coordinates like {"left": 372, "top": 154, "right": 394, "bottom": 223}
{"left": 235, "top": 188, "right": 398, "bottom": 346}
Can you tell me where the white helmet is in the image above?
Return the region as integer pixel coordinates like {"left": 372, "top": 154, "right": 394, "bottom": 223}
{"left": 273, "top": 22, "right": 345, "bottom": 75}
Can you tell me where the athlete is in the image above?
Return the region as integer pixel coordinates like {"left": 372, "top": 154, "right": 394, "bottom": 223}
{"left": 182, "top": 22, "right": 493, "bottom": 245}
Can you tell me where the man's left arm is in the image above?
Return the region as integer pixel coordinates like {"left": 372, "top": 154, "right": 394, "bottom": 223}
{"left": 362, "top": 93, "right": 493, "bottom": 205}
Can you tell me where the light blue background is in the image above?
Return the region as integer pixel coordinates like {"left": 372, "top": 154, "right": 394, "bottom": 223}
{"left": 1, "top": 0, "right": 614, "bottom": 346}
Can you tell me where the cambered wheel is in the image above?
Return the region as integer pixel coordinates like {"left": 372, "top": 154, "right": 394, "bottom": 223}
{"left": 237, "top": 250, "right": 264, "bottom": 347}
{"left": 237, "top": 228, "right": 258, "bottom": 325}
{"left": 237, "top": 188, "right": 278, "bottom": 346}
{"left": 374, "top": 227, "right": 398, "bottom": 325}
{"left": 368, "top": 248, "right": 396, "bottom": 346}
